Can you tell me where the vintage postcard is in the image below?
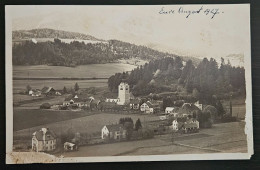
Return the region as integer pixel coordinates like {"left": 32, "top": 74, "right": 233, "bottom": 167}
{"left": 6, "top": 4, "right": 253, "bottom": 164}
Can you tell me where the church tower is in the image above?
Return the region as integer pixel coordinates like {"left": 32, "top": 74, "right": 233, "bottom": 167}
{"left": 117, "top": 82, "right": 130, "bottom": 105}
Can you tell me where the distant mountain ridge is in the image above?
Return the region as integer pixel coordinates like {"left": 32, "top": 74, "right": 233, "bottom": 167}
{"left": 12, "top": 28, "right": 202, "bottom": 66}
{"left": 12, "top": 28, "right": 105, "bottom": 42}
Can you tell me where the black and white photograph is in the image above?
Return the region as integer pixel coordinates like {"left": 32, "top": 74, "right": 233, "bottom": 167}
{"left": 5, "top": 4, "right": 253, "bottom": 163}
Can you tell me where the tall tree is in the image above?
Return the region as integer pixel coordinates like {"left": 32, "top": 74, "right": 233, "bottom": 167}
{"left": 63, "top": 86, "right": 67, "bottom": 94}
{"left": 74, "top": 82, "right": 79, "bottom": 91}
{"left": 135, "top": 119, "right": 142, "bottom": 131}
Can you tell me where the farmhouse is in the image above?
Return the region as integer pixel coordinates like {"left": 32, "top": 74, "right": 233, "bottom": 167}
{"left": 41, "top": 86, "right": 56, "bottom": 96}
{"left": 63, "top": 95, "right": 93, "bottom": 107}
{"left": 171, "top": 118, "right": 199, "bottom": 133}
{"left": 101, "top": 124, "right": 127, "bottom": 141}
{"left": 106, "top": 98, "right": 119, "bottom": 103}
{"left": 29, "top": 89, "right": 42, "bottom": 97}
{"left": 140, "top": 101, "right": 160, "bottom": 114}
{"left": 129, "top": 99, "right": 141, "bottom": 110}
{"left": 32, "top": 128, "right": 57, "bottom": 152}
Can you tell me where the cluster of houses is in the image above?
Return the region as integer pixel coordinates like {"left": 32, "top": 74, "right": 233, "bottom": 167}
{"left": 31, "top": 82, "right": 203, "bottom": 153}
{"left": 29, "top": 86, "right": 61, "bottom": 97}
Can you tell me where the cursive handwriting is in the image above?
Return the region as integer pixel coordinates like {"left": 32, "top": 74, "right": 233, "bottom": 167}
{"left": 159, "top": 6, "right": 223, "bottom": 19}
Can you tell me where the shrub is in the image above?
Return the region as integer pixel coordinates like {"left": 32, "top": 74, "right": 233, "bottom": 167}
{"left": 40, "top": 103, "right": 51, "bottom": 109}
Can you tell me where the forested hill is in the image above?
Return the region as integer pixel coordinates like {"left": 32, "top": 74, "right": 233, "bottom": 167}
{"left": 12, "top": 29, "right": 201, "bottom": 66}
{"left": 13, "top": 28, "right": 103, "bottom": 41}
{"left": 108, "top": 57, "right": 245, "bottom": 104}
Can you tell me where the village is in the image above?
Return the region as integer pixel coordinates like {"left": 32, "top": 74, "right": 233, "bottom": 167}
{"left": 13, "top": 78, "right": 243, "bottom": 156}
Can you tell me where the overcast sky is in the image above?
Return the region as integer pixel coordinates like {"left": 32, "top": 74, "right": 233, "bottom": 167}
{"left": 7, "top": 5, "right": 250, "bottom": 64}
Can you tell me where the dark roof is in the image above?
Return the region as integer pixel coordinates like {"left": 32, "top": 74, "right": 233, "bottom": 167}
{"left": 41, "top": 87, "right": 55, "bottom": 93}
{"left": 145, "top": 101, "right": 160, "bottom": 108}
{"left": 176, "top": 117, "right": 187, "bottom": 123}
{"left": 33, "top": 128, "right": 57, "bottom": 141}
{"left": 105, "top": 124, "right": 125, "bottom": 132}
{"left": 130, "top": 99, "right": 140, "bottom": 104}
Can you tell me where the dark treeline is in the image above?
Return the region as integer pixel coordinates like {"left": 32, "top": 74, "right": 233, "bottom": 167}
{"left": 108, "top": 57, "right": 245, "bottom": 104}
{"left": 12, "top": 39, "right": 175, "bottom": 66}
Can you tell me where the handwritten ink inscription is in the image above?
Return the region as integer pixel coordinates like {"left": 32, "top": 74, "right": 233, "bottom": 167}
{"left": 159, "top": 6, "right": 223, "bottom": 19}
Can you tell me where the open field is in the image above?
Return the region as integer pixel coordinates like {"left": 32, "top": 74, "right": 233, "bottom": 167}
{"left": 13, "top": 111, "right": 160, "bottom": 151}
{"left": 14, "top": 111, "right": 160, "bottom": 136}
{"left": 13, "top": 64, "right": 136, "bottom": 79}
{"left": 13, "top": 79, "right": 108, "bottom": 92}
{"left": 59, "top": 121, "right": 247, "bottom": 157}
{"left": 13, "top": 63, "right": 137, "bottom": 91}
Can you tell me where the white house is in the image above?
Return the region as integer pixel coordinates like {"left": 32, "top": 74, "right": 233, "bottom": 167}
{"left": 165, "top": 107, "right": 175, "bottom": 114}
{"left": 63, "top": 95, "right": 93, "bottom": 107}
{"left": 106, "top": 98, "right": 120, "bottom": 103}
{"left": 129, "top": 99, "right": 141, "bottom": 110}
{"left": 101, "top": 124, "right": 126, "bottom": 140}
{"left": 171, "top": 118, "right": 199, "bottom": 132}
{"left": 29, "top": 89, "right": 42, "bottom": 97}
{"left": 32, "top": 128, "right": 57, "bottom": 152}
{"left": 140, "top": 102, "right": 153, "bottom": 114}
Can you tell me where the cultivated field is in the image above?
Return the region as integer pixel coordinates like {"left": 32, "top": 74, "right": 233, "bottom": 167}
{"left": 13, "top": 111, "right": 160, "bottom": 151}
{"left": 13, "top": 64, "right": 136, "bottom": 79}
{"left": 13, "top": 79, "right": 108, "bottom": 92}
{"left": 60, "top": 121, "right": 247, "bottom": 157}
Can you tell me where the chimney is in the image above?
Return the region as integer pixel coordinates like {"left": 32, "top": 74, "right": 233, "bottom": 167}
{"left": 41, "top": 128, "right": 47, "bottom": 141}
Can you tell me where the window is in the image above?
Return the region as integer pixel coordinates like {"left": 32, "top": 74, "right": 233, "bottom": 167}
{"left": 120, "top": 88, "right": 123, "bottom": 90}
{"left": 46, "top": 141, "right": 48, "bottom": 144}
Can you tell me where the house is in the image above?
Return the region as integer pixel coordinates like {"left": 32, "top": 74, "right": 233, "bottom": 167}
{"left": 129, "top": 99, "right": 141, "bottom": 110}
{"left": 140, "top": 101, "right": 160, "bottom": 114}
{"left": 64, "top": 142, "right": 78, "bottom": 151}
{"left": 171, "top": 117, "right": 187, "bottom": 131}
{"left": 29, "top": 89, "right": 42, "bottom": 97}
{"left": 32, "top": 128, "right": 57, "bottom": 152}
{"left": 106, "top": 98, "right": 120, "bottom": 103}
{"left": 171, "top": 118, "right": 199, "bottom": 133}
{"left": 165, "top": 107, "right": 175, "bottom": 114}
{"left": 63, "top": 95, "right": 93, "bottom": 107}
{"left": 182, "top": 121, "right": 199, "bottom": 133}
{"left": 140, "top": 102, "right": 151, "bottom": 114}
{"left": 41, "top": 87, "right": 56, "bottom": 96}
{"left": 101, "top": 124, "right": 127, "bottom": 140}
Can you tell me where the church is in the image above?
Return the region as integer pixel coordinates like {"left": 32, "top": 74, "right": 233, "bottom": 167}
{"left": 106, "top": 82, "right": 130, "bottom": 105}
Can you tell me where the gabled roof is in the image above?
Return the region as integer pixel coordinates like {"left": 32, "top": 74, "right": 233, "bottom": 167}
{"left": 105, "top": 124, "right": 125, "bottom": 132}
{"left": 41, "top": 87, "right": 55, "bottom": 93}
{"left": 64, "top": 94, "right": 91, "bottom": 102}
{"left": 32, "top": 128, "right": 57, "bottom": 141}
{"left": 175, "top": 117, "right": 187, "bottom": 123}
